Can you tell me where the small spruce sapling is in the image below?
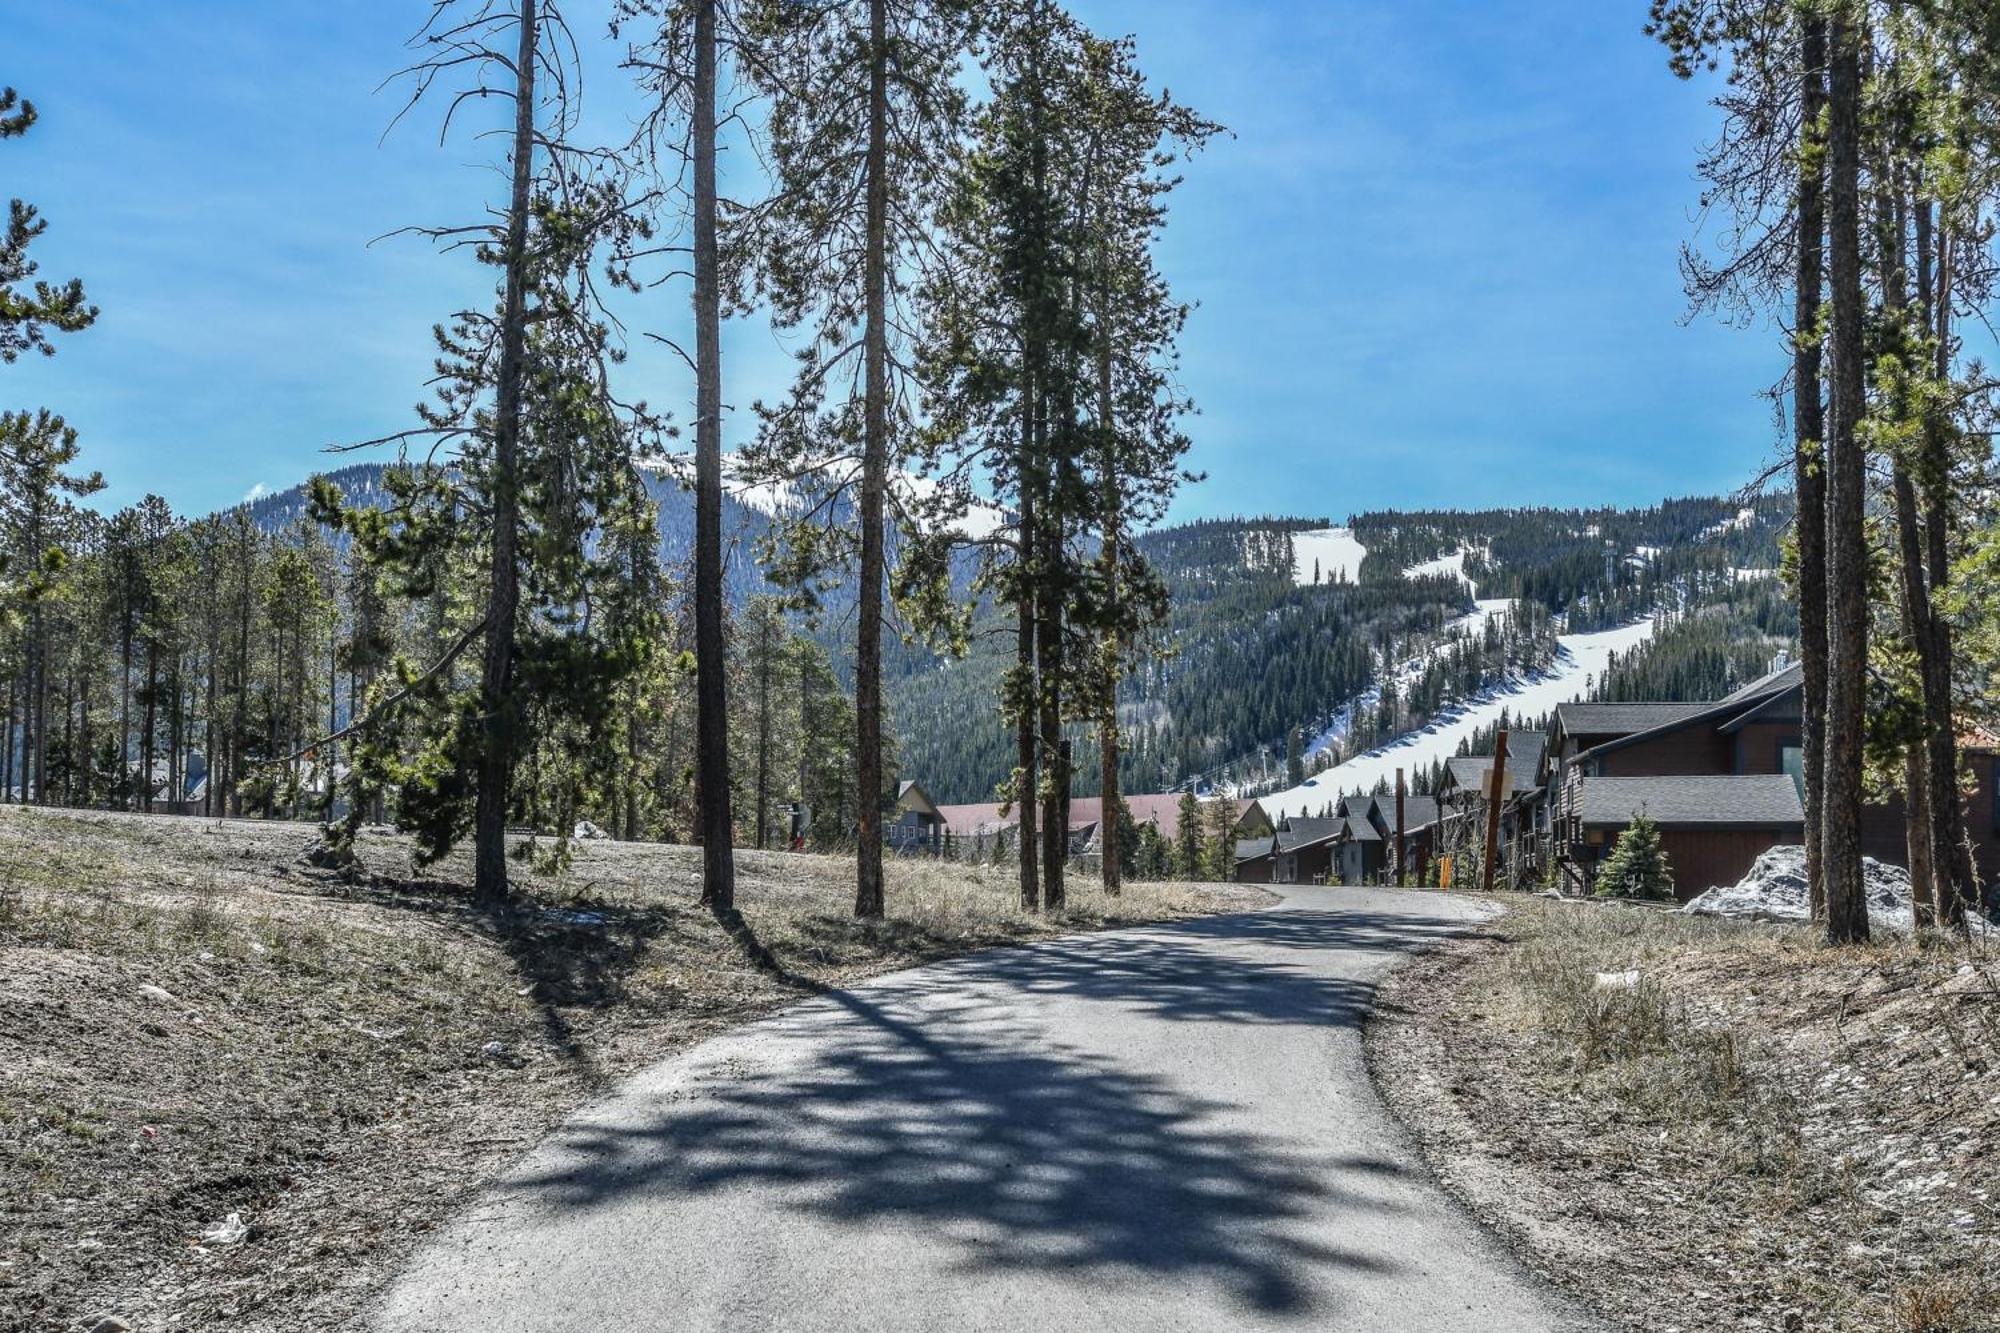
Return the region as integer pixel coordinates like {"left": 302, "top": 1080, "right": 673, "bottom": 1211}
{"left": 1595, "top": 811, "right": 1675, "bottom": 901}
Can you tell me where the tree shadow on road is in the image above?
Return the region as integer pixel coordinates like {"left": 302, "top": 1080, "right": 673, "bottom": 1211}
{"left": 504, "top": 908, "right": 1460, "bottom": 1317}
{"left": 908, "top": 906, "right": 1475, "bottom": 1028}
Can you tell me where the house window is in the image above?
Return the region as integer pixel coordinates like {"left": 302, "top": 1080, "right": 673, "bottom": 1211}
{"left": 1780, "top": 742, "right": 1805, "bottom": 801}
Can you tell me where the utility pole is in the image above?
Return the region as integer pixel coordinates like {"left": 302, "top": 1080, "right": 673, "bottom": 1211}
{"left": 1394, "top": 767, "right": 1407, "bottom": 888}
{"left": 1481, "top": 730, "right": 1509, "bottom": 895}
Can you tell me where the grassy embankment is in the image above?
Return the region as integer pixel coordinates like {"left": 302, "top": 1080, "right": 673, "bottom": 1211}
{"left": 1372, "top": 895, "right": 2000, "bottom": 1333}
{"left": 0, "top": 806, "right": 1261, "bottom": 1333}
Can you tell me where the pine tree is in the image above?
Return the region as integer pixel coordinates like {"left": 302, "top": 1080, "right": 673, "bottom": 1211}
{"left": 0, "top": 87, "right": 96, "bottom": 368}
{"left": 734, "top": 0, "right": 976, "bottom": 918}
{"left": 1174, "top": 789, "right": 1203, "bottom": 881}
{"left": 318, "top": 2, "right": 664, "bottom": 887}
{"left": 1595, "top": 812, "right": 1675, "bottom": 901}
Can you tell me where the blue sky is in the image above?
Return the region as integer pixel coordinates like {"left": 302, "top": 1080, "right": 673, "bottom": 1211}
{"left": 8, "top": 1, "right": 1781, "bottom": 525}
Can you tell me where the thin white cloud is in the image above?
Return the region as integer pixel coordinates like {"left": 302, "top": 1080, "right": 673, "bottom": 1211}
{"left": 243, "top": 482, "right": 268, "bottom": 502}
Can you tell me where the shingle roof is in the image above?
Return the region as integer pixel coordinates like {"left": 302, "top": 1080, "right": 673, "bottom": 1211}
{"left": 1276, "top": 817, "right": 1343, "bottom": 851}
{"left": 1556, "top": 702, "right": 1715, "bottom": 737}
{"left": 1445, "top": 742, "right": 1543, "bottom": 797}
{"left": 1575, "top": 775, "right": 1804, "bottom": 828}
{"left": 1235, "top": 837, "right": 1275, "bottom": 862}
{"left": 1718, "top": 659, "right": 1803, "bottom": 706}
{"left": 1343, "top": 814, "right": 1382, "bottom": 841}
{"left": 1373, "top": 794, "right": 1440, "bottom": 833}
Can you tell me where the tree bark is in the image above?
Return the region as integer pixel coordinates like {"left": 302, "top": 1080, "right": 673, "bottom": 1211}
{"left": 692, "top": 0, "right": 737, "bottom": 910}
{"left": 1881, "top": 175, "right": 1938, "bottom": 922}
{"left": 1016, "top": 485, "right": 1040, "bottom": 912}
{"left": 1821, "top": 12, "right": 1870, "bottom": 945}
{"left": 1096, "top": 250, "right": 1121, "bottom": 894}
{"left": 1795, "top": 11, "right": 1829, "bottom": 921}
{"left": 755, "top": 608, "right": 773, "bottom": 852}
{"left": 1037, "top": 449, "right": 1066, "bottom": 912}
{"left": 1913, "top": 198, "right": 1975, "bottom": 926}
{"left": 471, "top": 0, "right": 538, "bottom": 902}
{"left": 852, "top": 0, "right": 891, "bottom": 918}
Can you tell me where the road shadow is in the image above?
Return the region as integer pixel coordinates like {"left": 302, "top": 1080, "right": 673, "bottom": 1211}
{"left": 911, "top": 906, "right": 1473, "bottom": 1028}
{"left": 497, "top": 904, "right": 1481, "bottom": 1316}
{"left": 516, "top": 982, "right": 1397, "bottom": 1316}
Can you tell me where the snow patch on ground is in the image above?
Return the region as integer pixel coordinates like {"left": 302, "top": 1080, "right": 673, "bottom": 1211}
{"left": 1292, "top": 527, "right": 1367, "bottom": 586}
{"left": 1683, "top": 845, "right": 1964, "bottom": 934}
{"left": 1700, "top": 506, "right": 1758, "bottom": 539}
{"left": 1404, "top": 547, "right": 1473, "bottom": 587}
{"left": 1260, "top": 615, "right": 1659, "bottom": 820}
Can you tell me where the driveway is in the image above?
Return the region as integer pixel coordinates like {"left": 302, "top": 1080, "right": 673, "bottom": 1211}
{"left": 370, "top": 885, "right": 1595, "bottom": 1331}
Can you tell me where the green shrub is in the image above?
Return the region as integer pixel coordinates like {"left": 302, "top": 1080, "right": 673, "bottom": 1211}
{"left": 1595, "top": 812, "right": 1675, "bottom": 900}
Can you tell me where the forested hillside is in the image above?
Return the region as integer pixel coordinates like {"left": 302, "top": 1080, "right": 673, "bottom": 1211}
{"left": 893, "top": 493, "right": 1792, "bottom": 804}
{"left": 223, "top": 470, "right": 1794, "bottom": 809}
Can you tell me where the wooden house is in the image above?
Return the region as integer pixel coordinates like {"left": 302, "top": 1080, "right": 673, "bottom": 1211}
{"left": 1435, "top": 733, "right": 1548, "bottom": 886}
{"left": 1325, "top": 792, "right": 1438, "bottom": 884}
{"left": 1268, "top": 816, "right": 1344, "bottom": 885}
{"left": 1568, "top": 774, "right": 1803, "bottom": 898}
{"left": 1550, "top": 660, "right": 2000, "bottom": 898}
{"left": 889, "top": 781, "right": 947, "bottom": 854}
{"left": 1234, "top": 835, "right": 1278, "bottom": 883}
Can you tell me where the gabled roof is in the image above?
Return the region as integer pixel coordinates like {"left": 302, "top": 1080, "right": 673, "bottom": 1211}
{"left": 1235, "top": 836, "right": 1276, "bottom": 862}
{"left": 1555, "top": 701, "right": 1714, "bottom": 738}
{"left": 1366, "top": 793, "right": 1439, "bottom": 833}
{"left": 1343, "top": 814, "right": 1382, "bottom": 841}
{"left": 1276, "top": 816, "right": 1343, "bottom": 851}
{"left": 1715, "top": 662, "right": 1805, "bottom": 733}
{"left": 895, "top": 780, "right": 942, "bottom": 819}
{"left": 1718, "top": 659, "right": 1803, "bottom": 707}
{"left": 1575, "top": 774, "right": 1803, "bottom": 829}
{"left": 1443, "top": 739, "right": 1544, "bottom": 799}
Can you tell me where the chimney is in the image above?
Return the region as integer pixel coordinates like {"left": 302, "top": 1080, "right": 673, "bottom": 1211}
{"left": 1771, "top": 648, "right": 1792, "bottom": 674}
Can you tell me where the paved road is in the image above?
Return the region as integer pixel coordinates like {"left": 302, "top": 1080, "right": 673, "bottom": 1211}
{"left": 371, "top": 886, "right": 1595, "bottom": 1332}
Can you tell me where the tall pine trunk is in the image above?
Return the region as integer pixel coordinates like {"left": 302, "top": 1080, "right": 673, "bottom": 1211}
{"left": 1913, "top": 199, "right": 1975, "bottom": 926}
{"left": 692, "top": 0, "right": 737, "bottom": 911}
{"left": 1036, "top": 427, "right": 1066, "bottom": 912}
{"left": 1096, "top": 256, "right": 1121, "bottom": 893}
{"left": 1016, "top": 483, "right": 1040, "bottom": 912}
{"left": 755, "top": 610, "right": 773, "bottom": 851}
{"left": 1821, "top": 12, "right": 1870, "bottom": 945}
{"left": 853, "top": 0, "right": 890, "bottom": 918}
{"left": 1795, "top": 12, "right": 1829, "bottom": 921}
{"left": 1881, "top": 177, "right": 1938, "bottom": 921}
{"left": 472, "top": 0, "right": 538, "bottom": 902}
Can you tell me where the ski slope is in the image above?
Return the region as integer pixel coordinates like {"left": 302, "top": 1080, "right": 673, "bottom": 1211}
{"left": 1403, "top": 546, "right": 1473, "bottom": 587}
{"left": 1292, "top": 527, "right": 1366, "bottom": 585}
{"left": 1258, "top": 615, "right": 1660, "bottom": 820}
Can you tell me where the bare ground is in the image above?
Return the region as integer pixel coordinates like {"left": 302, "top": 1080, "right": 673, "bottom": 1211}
{"left": 0, "top": 806, "right": 1265, "bottom": 1333}
{"left": 1368, "top": 895, "right": 2000, "bottom": 1333}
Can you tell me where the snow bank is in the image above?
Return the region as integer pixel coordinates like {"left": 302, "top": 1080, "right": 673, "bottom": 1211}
{"left": 1292, "top": 527, "right": 1367, "bottom": 586}
{"left": 1684, "top": 845, "right": 1986, "bottom": 934}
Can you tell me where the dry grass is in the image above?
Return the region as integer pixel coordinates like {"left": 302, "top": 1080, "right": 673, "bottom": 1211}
{"left": 1370, "top": 896, "right": 2000, "bottom": 1333}
{"left": 0, "top": 806, "right": 1262, "bottom": 1333}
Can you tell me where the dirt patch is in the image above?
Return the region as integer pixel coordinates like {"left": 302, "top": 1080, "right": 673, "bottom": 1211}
{"left": 0, "top": 807, "right": 1266, "bottom": 1333}
{"left": 1368, "top": 896, "right": 2000, "bottom": 1333}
